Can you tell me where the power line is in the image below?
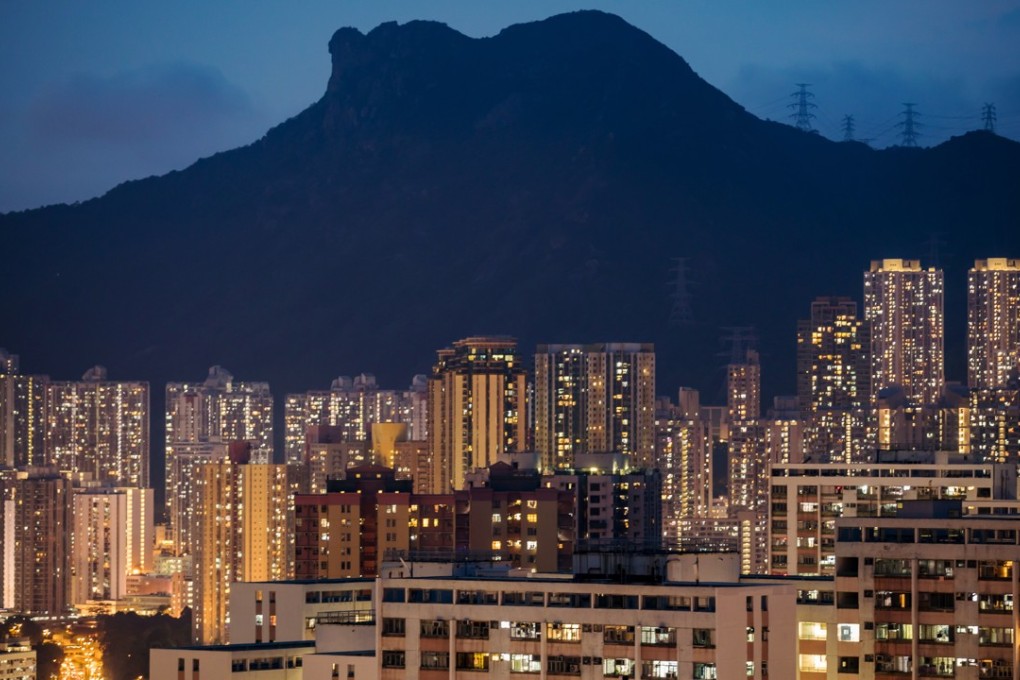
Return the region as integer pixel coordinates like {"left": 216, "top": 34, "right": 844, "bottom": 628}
{"left": 788, "top": 84, "right": 817, "bottom": 132}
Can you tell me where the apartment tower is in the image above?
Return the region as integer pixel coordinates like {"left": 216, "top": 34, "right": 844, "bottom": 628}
{"left": 192, "top": 445, "right": 293, "bottom": 644}
{"left": 968, "top": 258, "right": 1020, "bottom": 389}
{"left": 864, "top": 259, "right": 945, "bottom": 405}
{"left": 427, "top": 337, "right": 526, "bottom": 492}
{"left": 0, "top": 349, "right": 47, "bottom": 468}
{"left": 165, "top": 365, "right": 273, "bottom": 551}
{"left": 45, "top": 365, "right": 150, "bottom": 487}
{"left": 796, "top": 297, "right": 872, "bottom": 462}
{"left": 535, "top": 343, "right": 656, "bottom": 470}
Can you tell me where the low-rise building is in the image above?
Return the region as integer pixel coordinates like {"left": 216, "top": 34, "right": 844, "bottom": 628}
{"left": 834, "top": 503, "right": 1020, "bottom": 679}
{"left": 0, "top": 638, "right": 35, "bottom": 680}
{"left": 150, "top": 641, "right": 314, "bottom": 680}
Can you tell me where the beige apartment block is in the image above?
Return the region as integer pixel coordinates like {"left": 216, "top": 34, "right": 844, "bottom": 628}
{"left": 769, "top": 453, "right": 1019, "bottom": 577}
{"left": 834, "top": 509, "right": 1020, "bottom": 680}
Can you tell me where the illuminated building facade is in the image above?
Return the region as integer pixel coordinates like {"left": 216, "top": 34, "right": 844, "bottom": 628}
{"left": 70, "top": 486, "right": 154, "bottom": 605}
{"left": 725, "top": 349, "right": 770, "bottom": 573}
{"left": 0, "top": 349, "right": 47, "bottom": 469}
{"left": 192, "top": 449, "right": 294, "bottom": 644}
{"left": 0, "top": 467, "right": 71, "bottom": 616}
{"left": 0, "top": 638, "right": 35, "bottom": 680}
{"left": 302, "top": 426, "right": 372, "bottom": 494}
{"left": 369, "top": 554, "right": 792, "bottom": 680}
{"left": 796, "top": 297, "right": 872, "bottom": 462}
{"left": 864, "top": 259, "right": 945, "bottom": 405}
{"left": 543, "top": 453, "right": 662, "bottom": 550}
{"left": 768, "top": 452, "right": 1018, "bottom": 577}
{"left": 44, "top": 365, "right": 150, "bottom": 487}
{"left": 535, "top": 343, "right": 656, "bottom": 469}
{"left": 427, "top": 337, "right": 527, "bottom": 492}
{"left": 968, "top": 258, "right": 1020, "bottom": 390}
{"left": 294, "top": 464, "right": 573, "bottom": 580}
{"left": 970, "top": 387, "right": 1020, "bottom": 463}
{"left": 835, "top": 507, "right": 1020, "bottom": 679}
{"left": 876, "top": 383, "right": 972, "bottom": 453}
{"left": 284, "top": 374, "right": 428, "bottom": 468}
{"left": 165, "top": 365, "right": 273, "bottom": 550}
{"left": 728, "top": 349, "right": 761, "bottom": 423}
{"left": 764, "top": 397, "right": 805, "bottom": 467}
{"left": 655, "top": 392, "right": 711, "bottom": 545}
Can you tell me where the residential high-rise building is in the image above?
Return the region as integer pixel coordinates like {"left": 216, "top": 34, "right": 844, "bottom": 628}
{"left": 284, "top": 374, "right": 428, "bottom": 468}
{"left": 44, "top": 365, "right": 150, "bottom": 487}
{"left": 727, "top": 349, "right": 761, "bottom": 423}
{"left": 968, "top": 258, "right": 1020, "bottom": 389}
{"left": 165, "top": 366, "right": 273, "bottom": 549}
{"left": 535, "top": 343, "right": 656, "bottom": 469}
{"left": 427, "top": 337, "right": 527, "bottom": 492}
{"left": 970, "top": 386, "right": 1020, "bottom": 463}
{"left": 0, "top": 467, "right": 71, "bottom": 616}
{"left": 796, "top": 297, "right": 872, "bottom": 463}
{"left": 192, "top": 446, "right": 293, "bottom": 644}
{"left": 764, "top": 396, "right": 805, "bottom": 466}
{"left": 864, "top": 259, "right": 945, "bottom": 405}
{"left": 70, "top": 486, "right": 154, "bottom": 605}
{"left": 655, "top": 392, "right": 711, "bottom": 546}
{"left": 725, "top": 349, "right": 770, "bottom": 573}
{"left": 875, "top": 383, "right": 973, "bottom": 453}
{"left": 0, "top": 349, "right": 47, "bottom": 469}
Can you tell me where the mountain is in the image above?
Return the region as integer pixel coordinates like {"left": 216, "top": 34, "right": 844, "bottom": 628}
{"left": 3, "top": 11, "right": 1019, "bottom": 476}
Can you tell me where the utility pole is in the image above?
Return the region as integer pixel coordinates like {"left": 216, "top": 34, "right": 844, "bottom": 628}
{"left": 897, "top": 103, "right": 920, "bottom": 147}
{"left": 789, "top": 84, "right": 817, "bottom": 132}
{"left": 841, "top": 114, "right": 856, "bottom": 142}
{"left": 982, "top": 103, "right": 997, "bottom": 133}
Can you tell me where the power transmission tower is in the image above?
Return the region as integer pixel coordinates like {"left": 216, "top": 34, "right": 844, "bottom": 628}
{"left": 841, "top": 114, "right": 856, "bottom": 142}
{"left": 788, "top": 84, "right": 817, "bottom": 132}
{"left": 982, "top": 103, "right": 997, "bottom": 133}
{"left": 719, "top": 327, "right": 758, "bottom": 365}
{"left": 897, "top": 103, "right": 921, "bottom": 147}
{"left": 923, "top": 233, "right": 950, "bottom": 269}
{"left": 668, "top": 257, "right": 695, "bottom": 326}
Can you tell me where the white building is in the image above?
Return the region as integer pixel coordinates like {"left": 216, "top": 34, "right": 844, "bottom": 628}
{"left": 70, "top": 486, "right": 154, "bottom": 604}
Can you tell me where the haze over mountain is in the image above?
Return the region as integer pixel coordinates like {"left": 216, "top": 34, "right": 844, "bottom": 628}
{"left": 3, "top": 11, "right": 1019, "bottom": 477}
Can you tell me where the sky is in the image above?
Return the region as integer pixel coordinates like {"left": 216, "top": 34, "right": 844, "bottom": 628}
{"left": 1, "top": 1, "right": 1019, "bottom": 213}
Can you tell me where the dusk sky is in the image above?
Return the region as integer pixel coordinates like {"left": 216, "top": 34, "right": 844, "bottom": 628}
{"left": 2, "top": 1, "right": 1019, "bottom": 214}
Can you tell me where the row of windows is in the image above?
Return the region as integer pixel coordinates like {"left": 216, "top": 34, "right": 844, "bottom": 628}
{"left": 382, "top": 619, "right": 683, "bottom": 646}
{"left": 837, "top": 526, "right": 1018, "bottom": 545}
{"left": 384, "top": 651, "right": 685, "bottom": 678}
{"left": 384, "top": 588, "right": 715, "bottom": 611}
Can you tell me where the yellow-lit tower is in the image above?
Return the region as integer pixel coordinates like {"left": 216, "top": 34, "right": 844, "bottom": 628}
{"left": 427, "top": 337, "right": 526, "bottom": 492}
